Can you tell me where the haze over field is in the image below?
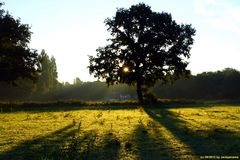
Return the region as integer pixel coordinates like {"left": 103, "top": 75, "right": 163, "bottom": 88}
{"left": 3, "top": 0, "right": 240, "bottom": 83}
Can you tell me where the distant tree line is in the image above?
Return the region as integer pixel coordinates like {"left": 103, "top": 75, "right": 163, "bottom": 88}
{"left": 1, "top": 68, "right": 240, "bottom": 101}
{"left": 153, "top": 68, "right": 240, "bottom": 100}
{"left": 43, "top": 81, "right": 136, "bottom": 101}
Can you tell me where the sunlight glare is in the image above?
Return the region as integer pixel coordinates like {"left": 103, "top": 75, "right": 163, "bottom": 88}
{"left": 123, "top": 67, "right": 129, "bottom": 72}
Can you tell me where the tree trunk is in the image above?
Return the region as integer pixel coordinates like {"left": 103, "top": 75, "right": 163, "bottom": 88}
{"left": 136, "top": 80, "right": 144, "bottom": 104}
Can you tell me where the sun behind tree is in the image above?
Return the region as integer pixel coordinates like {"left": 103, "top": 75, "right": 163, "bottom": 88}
{"left": 123, "top": 67, "right": 129, "bottom": 73}
{"left": 89, "top": 3, "right": 196, "bottom": 104}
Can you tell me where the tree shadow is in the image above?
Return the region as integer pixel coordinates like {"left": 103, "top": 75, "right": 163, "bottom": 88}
{"left": 1, "top": 124, "right": 121, "bottom": 160}
{"left": 144, "top": 108, "right": 240, "bottom": 157}
{"left": 1, "top": 124, "right": 76, "bottom": 160}
{"left": 87, "top": 132, "right": 121, "bottom": 160}
{"left": 130, "top": 123, "right": 177, "bottom": 160}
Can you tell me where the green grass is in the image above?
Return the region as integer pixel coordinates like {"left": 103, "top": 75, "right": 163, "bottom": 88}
{"left": 0, "top": 104, "right": 239, "bottom": 160}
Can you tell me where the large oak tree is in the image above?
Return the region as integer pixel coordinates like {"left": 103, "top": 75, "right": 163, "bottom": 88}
{"left": 89, "top": 3, "right": 196, "bottom": 104}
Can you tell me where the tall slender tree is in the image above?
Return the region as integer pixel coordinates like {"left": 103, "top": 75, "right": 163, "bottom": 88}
{"left": 89, "top": 3, "right": 196, "bottom": 104}
{"left": 50, "top": 56, "right": 58, "bottom": 89}
{"left": 36, "top": 50, "right": 58, "bottom": 93}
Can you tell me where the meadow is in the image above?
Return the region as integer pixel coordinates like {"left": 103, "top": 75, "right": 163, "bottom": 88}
{"left": 0, "top": 103, "right": 239, "bottom": 160}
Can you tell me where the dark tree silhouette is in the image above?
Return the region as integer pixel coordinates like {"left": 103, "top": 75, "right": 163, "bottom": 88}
{"left": 0, "top": 2, "right": 39, "bottom": 83}
{"left": 89, "top": 3, "right": 196, "bottom": 104}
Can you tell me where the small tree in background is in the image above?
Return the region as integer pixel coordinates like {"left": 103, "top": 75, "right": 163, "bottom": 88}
{"left": 89, "top": 3, "right": 196, "bottom": 104}
{"left": 0, "top": 2, "right": 39, "bottom": 84}
{"left": 74, "top": 77, "right": 83, "bottom": 85}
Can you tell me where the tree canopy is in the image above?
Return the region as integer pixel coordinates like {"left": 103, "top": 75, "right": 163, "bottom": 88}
{"left": 0, "top": 2, "right": 39, "bottom": 83}
{"left": 89, "top": 3, "right": 196, "bottom": 103}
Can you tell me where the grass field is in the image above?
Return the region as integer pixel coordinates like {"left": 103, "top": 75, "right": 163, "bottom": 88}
{"left": 0, "top": 104, "right": 239, "bottom": 160}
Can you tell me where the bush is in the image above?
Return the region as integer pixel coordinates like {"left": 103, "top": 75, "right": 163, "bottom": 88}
{"left": 143, "top": 92, "right": 157, "bottom": 104}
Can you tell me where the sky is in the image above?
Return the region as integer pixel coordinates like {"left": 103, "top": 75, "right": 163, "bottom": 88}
{"left": 2, "top": 0, "right": 240, "bottom": 83}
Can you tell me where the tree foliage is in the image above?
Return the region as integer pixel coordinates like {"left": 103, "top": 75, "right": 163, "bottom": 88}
{"left": 36, "top": 50, "right": 58, "bottom": 93}
{"left": 153, "top": 68, "right": 240, "bottom": 100}
{"left": 73, "top": 77, "right": 83, "bottom": 85}
{"left": 89, "top": 3, "right": 196, "bottom": 103}
{"left": 0, "top": 2, "right": 39, "bottom": 83}
{"left": 0, "top": 50, "right": 60, "bottom": 100}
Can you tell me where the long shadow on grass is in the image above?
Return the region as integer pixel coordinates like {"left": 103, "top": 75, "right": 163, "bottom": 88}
{"left": 131, "top": 123, "right": 176, "bottom": 160}
{"left": 86, "top": 132, "right": 121, "bottom": 160}
{"left": 144, "top": 108, "right": 240, "bottom": 157}
{"left": 1, "top": 124, "right": 77, "bottom": 160}
{"left": 1, "top": 124, "right": 121, "bottom": 160}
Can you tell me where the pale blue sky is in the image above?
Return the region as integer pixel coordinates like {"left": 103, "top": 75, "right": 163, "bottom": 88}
{"left": 2, "top": 0, "right": 240, "bottom": 83}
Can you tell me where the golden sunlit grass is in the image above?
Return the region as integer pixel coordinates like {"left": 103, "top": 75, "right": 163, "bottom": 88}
{"left": 0, "top": 105, "right": 239, "bottom": 159}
